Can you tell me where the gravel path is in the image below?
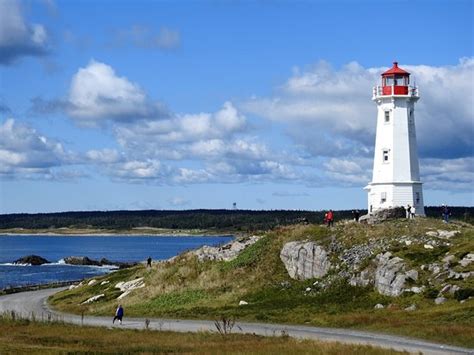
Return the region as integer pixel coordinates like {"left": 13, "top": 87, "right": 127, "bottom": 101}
{"left": 0, "top": 288, "right": 472, "bottom": 355}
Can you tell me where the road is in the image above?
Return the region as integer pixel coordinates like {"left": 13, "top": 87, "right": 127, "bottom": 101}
{"left": 0, "top": 288, "right": 472, "bottom": 355}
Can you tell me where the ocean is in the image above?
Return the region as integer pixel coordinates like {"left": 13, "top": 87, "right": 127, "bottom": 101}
{"left": 0, "top": 234, "right": 232, "bottom": 290}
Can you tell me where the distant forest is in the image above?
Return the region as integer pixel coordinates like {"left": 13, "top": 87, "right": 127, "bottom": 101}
{"left": 0, "top": 206, "right": 472, "bottom": 231}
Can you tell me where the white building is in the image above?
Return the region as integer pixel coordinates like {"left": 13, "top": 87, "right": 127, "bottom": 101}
{"left": 365, "top": 62, "right": 425, "bottom": 216}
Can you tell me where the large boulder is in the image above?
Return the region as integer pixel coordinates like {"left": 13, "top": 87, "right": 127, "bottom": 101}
{"left": 375, "top": 252, "right": 418, "bottom": 296}
{"left": 14, "top": 255, "right": 50, "bottom": 265}
{"left": 280, "top": 241, "right": 331, "bottom": 280}
{"left": 362, "top": 207, "right": 406, "bottom": 224}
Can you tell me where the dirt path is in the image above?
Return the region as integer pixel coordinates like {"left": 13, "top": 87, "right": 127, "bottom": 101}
{"left": 0, "top": 288, "right": 471, "bottom": 355}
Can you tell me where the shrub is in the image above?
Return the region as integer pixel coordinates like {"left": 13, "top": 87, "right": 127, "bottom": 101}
{"left": 454, "top": 288, "right": 474, "bottom": 301}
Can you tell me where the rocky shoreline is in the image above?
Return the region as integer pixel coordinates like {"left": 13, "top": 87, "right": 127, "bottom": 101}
{"left": 13, "top": 255, "right": 138, "bottom": 269}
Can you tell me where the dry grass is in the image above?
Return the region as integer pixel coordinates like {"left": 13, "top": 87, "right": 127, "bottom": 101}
{"left": 0, "top": 317, "right": 405, "bottom": 354}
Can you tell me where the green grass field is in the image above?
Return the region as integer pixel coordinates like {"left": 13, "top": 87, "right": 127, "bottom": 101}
{"left": 50, "top": 218, "right": 474, "bottom": 348}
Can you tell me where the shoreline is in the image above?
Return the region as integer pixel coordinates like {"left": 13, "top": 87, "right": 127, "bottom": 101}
{"left": 0, "top": 230, "right": 236, "bottom": 237}
{"left": 0, "top": 280, "right": 81, "bottom": 295}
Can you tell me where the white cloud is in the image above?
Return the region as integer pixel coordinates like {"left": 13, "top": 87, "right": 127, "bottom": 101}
{"left": 421, "top": 157, "right": 474, "bottom": 191}
{"left": 241, "top": 59, "right": 474, "bottom": 190}
{"left": 0, "top": 118, "right": 72, "bottom": 178}
{"left": 67, "top": 60, "right": 165, "bottom": 124}
{"left": 323, "top": 157, "right": 372, "bottom": 186}
{"left": 243, "top": 59, "right": 474, "bottom": 159}
{"left": 0, "top": 0, "right": 49, "bottom": 65}
{"left": 85, "top": 149, "right": 122, "bottom": 164}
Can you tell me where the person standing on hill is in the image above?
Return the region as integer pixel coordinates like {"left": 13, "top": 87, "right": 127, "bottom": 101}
{"left": 410, "top": 205, "right": 416, "bottom": 219}
{"left": 326, "top": 210, "right": 334, "bottom": 227}
{"left": 442, "top": 205, "right": 451, "bottom": 223}
{"left": 113, "top": 304, "right": 124, "bottom": 324}
{"left": 147, "top": 256, "right": 152, "bottom": 268}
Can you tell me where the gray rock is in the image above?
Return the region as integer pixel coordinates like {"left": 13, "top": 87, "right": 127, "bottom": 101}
{"left": 405, "top": 304, "right": 417, "bottom": 311}
{"left": 350, "top": 269, "right": 373, "bottom": 287}
{"left": 193, "top": 235, "right": 262, "bottom": 262}
{"left": 14, "top": 255, "right": 50, "bottom": 265}
{"left": 437, "top": 230, "right": 460, "bottom": 239}
{"left": 81, "top": 294, "right": 105, "bottom": 305}
{"left": 406, "top": 269, "right": 418, "bottom": 281}
{"left": 363, "top": 207, "right": 406, "bottom": 224}
{"left": 280, "top": 241, "right": 331, "bottom": 280}
{"left": 64, "top": 256, "right": 101, "bottom": 266}
{"left": 375, "top": 252, "right": 411, "bottom": 297}
{"left": 407, "top": 286, "right": 424, "bottom": 294}
{"left": 460, "top": 253, "right": 474, "bottom": 267}
{"left": 374, "top": 303, "right": 385, "bottom": 309}
{"left": 435, "top": 297, "right": 447, "bottom": 305}
{"left": 442, "top": 254, "right": 455, "bottom": 264}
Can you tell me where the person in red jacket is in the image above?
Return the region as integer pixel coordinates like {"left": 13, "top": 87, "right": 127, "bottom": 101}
{"left": 326, "top": 210, "right": 334, "bottom": 227}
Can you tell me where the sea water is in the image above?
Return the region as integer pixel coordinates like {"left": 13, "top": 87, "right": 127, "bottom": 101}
{"left": 0, "top": 235, "right": 232, "bottom": 289}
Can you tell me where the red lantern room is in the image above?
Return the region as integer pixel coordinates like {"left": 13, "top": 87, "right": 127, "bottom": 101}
{"left": 381, "top": 62, "right": 410, "bottom": 95}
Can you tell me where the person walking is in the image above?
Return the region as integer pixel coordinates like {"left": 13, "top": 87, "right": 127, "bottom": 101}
{"left": 113, "top": 304, "right": 124, "bottom": 324}
{"left": 442, "top": 205, "right": 450, "bottom": 223}
{"left": 326, "top": 210, "right": 334, "bottom": 227}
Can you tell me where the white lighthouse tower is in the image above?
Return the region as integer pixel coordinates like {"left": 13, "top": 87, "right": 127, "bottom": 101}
{"left": 365, "top": 62, "right": 425, "bottom": 216}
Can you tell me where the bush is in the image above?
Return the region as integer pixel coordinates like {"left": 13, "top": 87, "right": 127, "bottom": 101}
{"left": 454, "top": 288, "right": 474, "bottom": 301}
{"left": 424, "top": 287, "right": 439, "bottom": 299}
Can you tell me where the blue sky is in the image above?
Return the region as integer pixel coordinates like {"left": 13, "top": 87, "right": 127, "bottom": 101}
{"left": 0, "top": 0, "right": 473, "bottom": 213}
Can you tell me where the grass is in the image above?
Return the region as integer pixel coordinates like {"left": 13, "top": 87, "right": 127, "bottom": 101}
{"left": 0, "top": 316, "right": 405, "bottom": 354}
{"left": 50, "top": 218, "right": 474, "bottom": 348}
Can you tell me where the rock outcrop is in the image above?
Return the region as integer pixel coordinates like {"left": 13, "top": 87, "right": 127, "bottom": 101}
{"left": 63, "top": 256, "right": 137, "bottom": 269}
{"left": 115, "top": 277, "right": 145, "bottom": 300}
{"left": 360, "top": 207, "right": 406, "bottom": 224}
{"left": 193, "top": 235, "right": 262, "bottom": 262}
{"left": 374, "top": 252, "right": 418, "bottom": 296}
{"left": 14, "top": 255, "right": 50, "bottom": 265}
{"left": 81, "top": 294, "right": 105, "bottom": 304}
{"left": 280, "top": 241, "right": 331, "bottom": 280}
{"left": 64, "top": 256, "right": 101, "bottom": 266}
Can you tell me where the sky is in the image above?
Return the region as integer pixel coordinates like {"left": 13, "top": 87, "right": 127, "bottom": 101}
{"left": 0, "top": 0, "right": 473, "bottom": 214}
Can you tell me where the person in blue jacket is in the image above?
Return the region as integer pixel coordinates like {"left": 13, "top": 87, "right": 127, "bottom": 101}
{"left": 113, "top": 304, "right": 124, "bottom": 324}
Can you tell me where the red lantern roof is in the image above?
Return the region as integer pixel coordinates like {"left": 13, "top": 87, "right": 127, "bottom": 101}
{"left": 382, "top": 62, "right": 410, "bottom": 76}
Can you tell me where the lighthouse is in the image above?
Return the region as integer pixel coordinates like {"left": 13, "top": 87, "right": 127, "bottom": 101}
{"left": 365, "top": 62, "right": 425, "bottom": 216}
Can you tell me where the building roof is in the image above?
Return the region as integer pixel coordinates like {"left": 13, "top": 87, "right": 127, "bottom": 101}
{"left": 382, "top": 62, "right": 410, "bottom": 76}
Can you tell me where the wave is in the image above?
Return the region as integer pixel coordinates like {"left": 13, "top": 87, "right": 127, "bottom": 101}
{"left": 0, "top": 262, "right": 31, "bottom": 266}
{"left": 0, "top": 261, "right": 118, "bottom": 270}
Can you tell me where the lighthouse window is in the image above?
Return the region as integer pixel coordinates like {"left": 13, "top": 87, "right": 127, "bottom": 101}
{"left": 381, "top": 192, "right": 387, "bottom": 203}
{"left": 415, "top": 192, "right": 420, "bottom": 204}
{"left": 394, "top": 76, "right": 405, "bottom": 85}
{"left": 382, "top": 150, "right": 389, "bottom": 163}
{"left": 384, "top": 111, "right": 390, "bottom": 123}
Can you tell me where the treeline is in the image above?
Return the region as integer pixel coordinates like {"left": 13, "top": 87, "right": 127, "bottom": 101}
{"left": 0, "top": 206, "right": 472, "bottom": 231}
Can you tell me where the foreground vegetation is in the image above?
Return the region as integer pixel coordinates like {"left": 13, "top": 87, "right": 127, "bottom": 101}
{"left": 50, "top": 218, "right": 474, "bottom": 347}
{"left": 0, "top": 316, "right": 403, "bottom": 354}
